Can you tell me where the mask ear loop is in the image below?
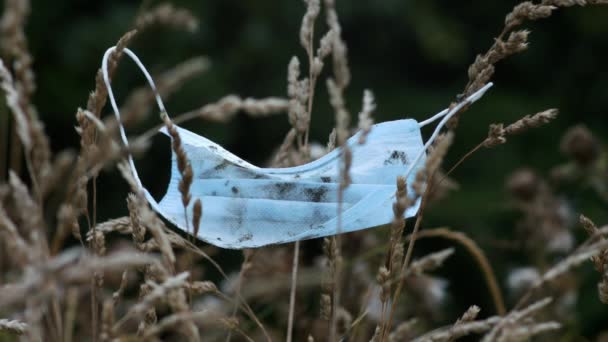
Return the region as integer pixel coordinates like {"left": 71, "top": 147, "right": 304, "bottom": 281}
{"left": 404, "top": 82, "right": 493, "bottom": 180}
{"left": 101, "top": 46, "right": 169, "bottom": 190}
{"left": 102, "top": 46, "right": 492, "bottom": 195}
{"left": 418, "top": 108, "right": 449, "bottom": 128}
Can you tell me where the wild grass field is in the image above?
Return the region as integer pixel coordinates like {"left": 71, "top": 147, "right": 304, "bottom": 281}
{"left": 1, "top": 0, "right": 608, "bottom": 341}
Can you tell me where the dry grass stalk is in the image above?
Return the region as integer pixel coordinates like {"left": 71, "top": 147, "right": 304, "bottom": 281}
{"left": 87, "top": 30, "right": 137, "bottom": 120}
{"left": 167, "top": 96, "right": 289, "bottom": 145}
{"left": 0, "top": 0, "right": 37, "bottom": 177}
{"left": 286, "top": 56, "right": 310, "bottom": 154}
{"left": 483, "top": 109, "right": 558, "bottom": 148}
{"left": 0, "top": 249, "right": 153, "bottom": 309}
{"left": 138, "top": 232, "right": 191, "bottom": 253}
{"left": 381, "top": 134, "right": 456, "bottom": 336}
{"left": 0, "top": 0, "right": 35, "bottom": 98}
{"left": 414, "top": 133, "right": 453, "bottom": 197}
{"left": 388, "top": 318, "right": 418, "bottom": 342}
{"left": 192, "top": 198, "right": 203, "bottom": 238}
{"left": 7, "top": 171, "right": 46, "bottom": 254}
{"left": 135, "top": 3, "right": 199, "bottom": 33}
{"left": 320, "top": 237, "right": 340, "bottom": 321}
{"left": 322, "top": 3, "right": 352, "bottom": 336}
{"left": 63, "top": 287, "right": 79, "bottom": 342}
{"left": 579, "top": 215, "right": 608, "bottom": 304}
{"left": 404, "top": 228, "right": 506, "bottom": 316}
{"left": 121, "top": 56, "right": 210, "bottom": 126}
{"left": 226, "top": 250, "right": 266, "bottom": 341}
{"left": 357, "top": 89, "right": 375, "bottom": 144}
{"left": 81, "top": 33, "right": 139, "bottom": 338}
{"left": 100, "top": 300, "right": 115, "bottom": 341}
{"left": 0, "top": 203, "right": 31, "bottom": 266}
{"left": 127, "top": 193, "right": 145, "bottom": 245}
{"left": 119, "top": 160, "right": 177, "bottom": 280}
{"left": 498, "top": 321, "right": 561, "bottom": 341}
{"left": 390, "top": 177, "right": 409, "bottom": 271}
{"left": 88, "top": 217, "right": 132, "bottom": 236}
{"left": 286, "top": 239, "right": 300, "bottom": 342}
{"left": 408, "top": 248, "right": 455, "bottom": 276}
{"left": 189, "top": 280, "right": 218, "bottom": 295}
{"left": 534, "top": 239, "right": 608, "bottom": 287}
{"left": 162, "top": 113, "right": 193, "bottom": 233}
{"left": 456, "top": 305, "right": 481, "bottom": 324}
{"left": 117, "top": 272, "right": 190, "bottom": 328}
{"left": 140, "top": 310, "right": 236, "bottom": 340}
{"left": 377, "top": 176, "right": 410, "bottom": 334}
{"left": 278, "top": 0, "right": 334, "bottom": 165}
{"left": 2, "top": 1, "right": 608, "bottom": 341}
{"left": 324, "top": 0, "right": 350, "bottom": 90}
{"left": 463, "top": 0, "right": 607, "bottom": 102}
{"left": 0, "top": 59, "right": 31, "bottom": 151}
{"left": 62, "top": 251, "right": 156, "bottom": 283}
{"left": 412, "top": 316, "right": 501, "bottom": 342}
{"left": 113, "top": 271, "right": 129, "bottom": 304}
{"left": 403, "top": 306, "right": 481, "bottom": 342}
{"left": 482, "top": 297, "right": 555, "bottom": 341}
{"left": 369, "top": 326, "right": 382, "bottom": 342}
{"left": 0, "top": 58, "right": 50, "bottom": 200}
{"left": 139, "top": 199, "right": 177, "bottom": 269}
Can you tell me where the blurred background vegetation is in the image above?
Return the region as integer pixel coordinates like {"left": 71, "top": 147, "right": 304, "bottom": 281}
{"left": 4, "top": 0, "right": 608, "bottom": 338}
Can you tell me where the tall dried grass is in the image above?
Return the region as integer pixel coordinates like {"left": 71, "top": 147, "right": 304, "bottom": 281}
{"left": 1, "top": 0, "right": 608, "bottom": 341}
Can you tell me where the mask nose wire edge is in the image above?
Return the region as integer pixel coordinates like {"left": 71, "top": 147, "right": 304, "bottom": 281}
{"left": 101, "top": 46, "right": 170, "bottom": 190}
{"left": 404, "top": 82, "right": 493, "bottom": 181}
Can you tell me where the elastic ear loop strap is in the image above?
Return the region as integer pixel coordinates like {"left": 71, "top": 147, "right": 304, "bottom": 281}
{"left": 404, "top": 82, "right": 493, "bottom": 180}
{"left": 102, "top": 45, "right": 492, "bottom": 188}
{"left": 101, "top": 46, "right": 169, "bottom": 190}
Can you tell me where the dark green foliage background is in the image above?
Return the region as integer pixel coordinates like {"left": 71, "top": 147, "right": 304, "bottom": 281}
{"left": 19, "top": 0, "right": 608, "bottom": 337}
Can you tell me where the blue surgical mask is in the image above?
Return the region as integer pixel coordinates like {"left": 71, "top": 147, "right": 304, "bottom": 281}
{"left": 102, "top": 47, "right": 492, "bottom": 249}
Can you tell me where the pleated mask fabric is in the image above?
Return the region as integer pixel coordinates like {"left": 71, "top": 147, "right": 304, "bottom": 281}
{"left": 102, "top": 46, "right": 492, "bottom": 249}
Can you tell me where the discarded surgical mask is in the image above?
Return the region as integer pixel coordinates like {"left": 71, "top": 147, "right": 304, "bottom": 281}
{"left": 102, "top": 47, "right": 492, "bottom": 249}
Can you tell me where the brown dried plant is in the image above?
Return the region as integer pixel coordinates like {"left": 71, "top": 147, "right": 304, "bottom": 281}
{"left": 2, "top": 0, "right": 608, "bottom": 341}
